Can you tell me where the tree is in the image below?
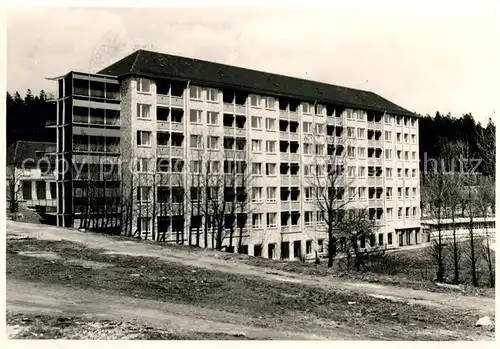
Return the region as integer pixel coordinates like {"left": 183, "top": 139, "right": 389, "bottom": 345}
{"left": 309, "top": 145, "right": 354, "bottom": 268}
{"left": 6, "top": 166, "right": 21, "bottom": 214}
{"left": 421, "top": 163, "right": 449, "bottom": 282}
{"left": 476, "top": 176, "right": 495, "bottom": 287}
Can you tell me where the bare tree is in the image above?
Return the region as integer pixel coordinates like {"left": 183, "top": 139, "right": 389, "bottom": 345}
{"left": 421, "top": 164, "right": 449, "bottom": 282}
{"left": 476, "top": 175, "right": 495, "bottom": 287}
{"left": 309, "top": 148, "right": 353, "bottom": 267}
{"left": 337, "top": 208, "right": 379, "bottom": 272}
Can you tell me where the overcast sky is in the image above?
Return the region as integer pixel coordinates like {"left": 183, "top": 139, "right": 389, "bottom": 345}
{"left": 7, "top": 2, "right": 499, "bottom": 125}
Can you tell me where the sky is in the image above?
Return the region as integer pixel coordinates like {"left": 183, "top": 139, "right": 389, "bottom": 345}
{"left": 6, "top": 2, "right": 499, "bottom": 125}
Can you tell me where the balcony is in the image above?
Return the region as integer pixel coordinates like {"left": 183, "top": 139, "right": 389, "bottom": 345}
{"left": 290, "top": 201, "right": 301, "bottom": 210}
{"left": 157, "top": 121, "right": 169, "bottom": 131}
{"left": 281, "top": 202, "right": 291, "bottom": 211}
{"left": 289, "top": 132, "right": 299, "bottom": 141}
{"left": 280, "top": 153, "right": 289, "bottom": 161}
{"left": 235, "top": 128, "right": 246, "bottom": 137}
{"left": 157, "top": 146, "right": 170, "bottom": 156}
{"left": 279, "top": 110, "right": 288, "bottom": 119}
{"left": 171, "top": 122, "right": 184, "bottom": 132}
{"left": 326, "top": 135, "right": 334, "bottom": 143}
{"left": 171, "top": 96, "right": 184, "bottom": 108}
{"left": 235, "top": 104, "right": 246, "bottom": 114}
{"left": 281, "top": 226, "right": 291, "bottom": 233}
{"left": 279, "top": 131, "right": 289, "bottom": 139}
{"left": 290, "top": 176, "right": 300, "bottom": 186}
{"left": 289, "top": 111, "right": 298, "bottom": 121}
{"left": 157, "top": 94, "right": 169, "bottom": 106}
{"left": 224, "top": 127, "right": 234, "bottom": 136}
{"left": 280, "top": 177, "right": 289, "bottom": 186}
{"left": 290, "top": 153, "right": 300, "bottom": 162}
{"left": 223, "top": 103, "right": 234, "bottom": 113}
{"left": 369, "top": 198, "right": 384, "bottom": 207}
{"left": 171, "top": 147, "right": 184, "bottom": 157}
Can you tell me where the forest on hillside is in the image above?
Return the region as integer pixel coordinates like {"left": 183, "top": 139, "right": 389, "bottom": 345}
{"left": 5, "top": 90, "right": 496, "bottom": 176}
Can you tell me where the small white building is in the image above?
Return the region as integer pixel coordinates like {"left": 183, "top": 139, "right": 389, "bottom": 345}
{"left": 6, "top": 141, "right": 57, "bottom": 210}
{"left": 421, "top": 216, "right": 495, "bottom": 242}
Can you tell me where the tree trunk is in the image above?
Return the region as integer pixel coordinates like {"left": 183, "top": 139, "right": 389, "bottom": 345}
{"left": 451, "top": 209, "right": 459, "bottom": 284}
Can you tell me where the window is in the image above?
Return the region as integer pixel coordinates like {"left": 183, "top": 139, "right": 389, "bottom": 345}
{"left": 404, "top": 151, "right": 409, "bottom": 160}
{"left": 252, "top": 139, "right": 262, "bottom": 152}
{"left": 266, "top": 140, "right": 276, "bottom": 153}
{"left": 316, "top": 144, "right": 324, "bottom": 155}
{"left": 266, "top": 187, "right": 277, "bottom": 202}
{"left": 347, "top": 146, "right": 355, "bottom": 157}
{"left": 357, "top": 128, "right": 365, "bottom": 139}
{"left": 357, "top": 111, "right": 365, "bottom": 120}
{"left": 265, "top": 118, "right": 276, "bottom": 130}
{"left": 384, "top": 115, "right": 391, "bottom": 124}
{"left": 303, "top": 143, "right": 312, "bottom": 155}
{"left": 405, "top": 207, "right": 410, "bottom": 218}
{"left": 157, "top": 158, "right": 169, "bottom": 172}
{"left": 396, "top": 116, "right": 402, "bottom": 125}
{"left": 404, "top": 133, "right": 409, "bottom": 143}
{"left": 136, "top": 78, "right": 151, "bottom": 93}
{"left": 137, "top": 186, "right": 150, "bottom": 202}
{"left": 348, "top": 166, "right": 356, "bottom": 177}
{"left": 191, "top": 160, "right": 202, "bottom": 174}
{"left": 397, "top": 168, "right": 402, "bottom": 178}
{"left": 207, "top": 88, "right": 218, "bottom": 102}
{"left": 264, "top": 96, "right": 275, "bottom": 109}
{"left": 136, "top": 103, "right": 151, "bottom": 119}
{"left": 190, "top": 86, "right": 202, "bottom": 100}
{"left": 411, "top": 134, "right": 416, "bottom": 144}
{"left": 405, "top": 187, "right": 410, "bottom": 198}
{"left": 384, "top": 207, "right": 393, "bottom": 220}
{"left": 412, "top": 187, "right": 417, "bottom": 198}
{"left": 252, "top": 187, "right": 263, "bottom": 202}
{"left": 251, "top": 116, "right": 262, "bottom": 129}
{"left": 385, "top": 131, "right": 392, "bottom": 141}
{"left": 412, "top": 169, "right": 417, "bottom": 178}
{"left": 398, "top": 187, "right": 402, "bottom": 199}
{"left": 412, "top": 207, "right": 417, "bottom": 217}
{"left": 405, "top": 168, "right": 409, "bottom": 178}
{"left": 398, "top": 208, "right": 403, "bottom": 219}
{"left": 397, "top": 150, "right": 402, "bottom": 159}
{"left": 304, "top": 164, "right": 314, "bottom": 176}
{"left": 347, "top": 127, "right": 355, "bottom": 138}
{"left": 207, "top": 111, "right": 219, "bottom": 125}
{"left": 411, "top": 118, "right": 416, "bottom": 127}
{"left": 138, "top": 217, "right": 152, "bottom": 233}
{"left": 266, "top": 163, "right": 276, "bottom": 176}
{"left": 137, "top": 131, "right": 151, "bottom": 146}
{"left": 388, "top": 233, "right": 393, "bottom": 245}
{"left": 315, "top": 123, "right": 324, "bottom": 134}
{"left": 250, "top": 95, "right": 260, "bottom": 107}
{"left": 304, "top": 187, "right": 313, "bottom": 201}
{"left": 348, "top": 187, "right": 356, "bottom": 199}
{"left": 137, "top": 158, "right": 149, "bottom": 172}
{"left": 396, "top": 133, "right": 401, "bottom": 142}
{"left": 385, "top": 149, "right": 392, "bottom": 159}
{"left": 316, "top": 104, "right": 326, "bottom": 115}
{"left": 358, "top": 166, "right": 365, "bottom": 177}
{"left": 252, "top": 213, "right": 263, "bottom": 228}
{"left": 252, "top": 163, "right": 262, "bottom": 175}
{"left": 386, "top": 187, "right": 393, "bottom": 199}
{"left": 207, "top": 136, "right": 219, "bottom": 150}
{"left": 318, "top": 239, "right": 324, "bottom": 253}
{"left": 412, "top": 151, "right": 417, "bottom": 160}
{"left": 304, "top": 211, "right": 314, "bottom": 226}
{"left": 386, "top": 167, "right": 392, "bottom": 178}
{"left": 358, "top": 187, "right": 366, "bottom": 199}
{"left": 266, "top": 213, "right": 277, "bottom": 228}
{"left": 346, "top": 109, "right": 354, "bottom": 119}
{"left": 358, "top": 147, "right": 365, "bottom": 158}
{"left": 190, "top": 109, "right": 202, "bottom": 124}
{"left": 306, "top": 240, "right": 313, "bottom": 254}
{"left": 190, "top": 135, "right": 202, "bottom": 149}
{"left": 302, "top": 102, "right": 313, "bottom": 114}
{"left": 303, "top": 122, "right": 312, "bottom": 134}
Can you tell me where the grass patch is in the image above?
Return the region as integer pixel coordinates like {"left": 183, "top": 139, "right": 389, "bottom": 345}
{"left": 6, "top": 238, "right": 495, "bottom": 340}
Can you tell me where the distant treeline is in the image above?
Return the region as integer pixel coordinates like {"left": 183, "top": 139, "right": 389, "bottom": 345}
{"left": 6, "top": 90, "right": 496, "bottom": 176}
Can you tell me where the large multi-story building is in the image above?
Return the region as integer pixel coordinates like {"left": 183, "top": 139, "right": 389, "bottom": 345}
{"left": 49, "top": 49, "right": 421, "bottom": 259}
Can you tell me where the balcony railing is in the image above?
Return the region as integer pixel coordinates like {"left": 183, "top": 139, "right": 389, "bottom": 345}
{"left": 290, "top": 153, "right": 300, "bottom": 162}
{"left": 157, "top": 121, "right": 169, "bottom": 130}
{"left": 171, "top": 122, "right": 184, "bottom": 132}
{"left": 279, "top": 131, "right": 289, "bottom": 139}
{"left": 279, "top": 110, "right": 288, "bottom": 119}
{"left": 235, "top": 104, "right": 246, "bottom": 114}
{"left": 171, "top": 96, "right": 184, "bottom": 107}
{"left": 171, "top": 147, "right": 184, "bottom": 157}
{"left": 157, "top": 94, "right": 169, "bottom": 105}
{"left": 289, "top": 132, "right": 299, "bottom": 141}
{"left": 289, "top": 111, "right": 298, "bottom": 120}
{"left": 223, "top": 103, "right": 234, "bottom": 113}
{"left": 157, "top": 146, "right": 170, "bottom": 156}
{"left": 235, "top": 128, "right": 246, "bottom": 137}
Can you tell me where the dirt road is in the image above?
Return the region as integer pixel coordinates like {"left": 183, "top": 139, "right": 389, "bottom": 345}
{"left": 7, "top": 221, "right": 494, "bottom": 315}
